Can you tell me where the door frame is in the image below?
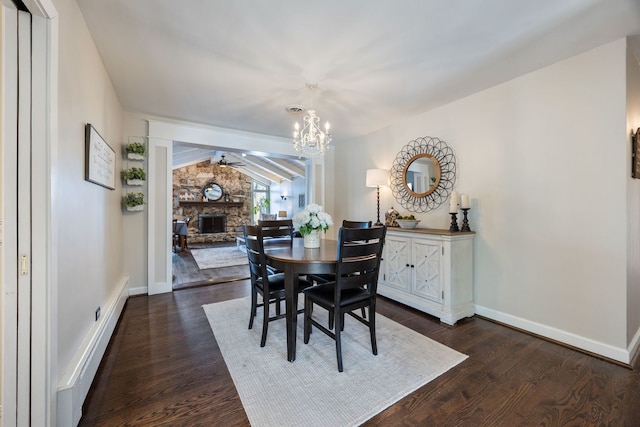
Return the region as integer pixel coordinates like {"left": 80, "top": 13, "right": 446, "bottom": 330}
{"left": 146, "top": 120, "right": 311, "bottom": 295}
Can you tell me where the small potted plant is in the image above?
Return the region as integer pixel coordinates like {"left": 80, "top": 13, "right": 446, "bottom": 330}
{"left": 126, "top": 142, "right": 147, "bottom": 160}
{"left": 252, "top": 198, "right": 271, "bottom": 215}
{"left": 122, "top": 167, "right": 146, "bottom": 185}
{"left": 123, "top": 192, "right": 145, "bottom": 211}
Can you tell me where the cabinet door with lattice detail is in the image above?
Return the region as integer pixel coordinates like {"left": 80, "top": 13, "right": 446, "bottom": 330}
{"left": 411, "top": 238, "right": 442, "bottom": 303}
{"left": 381, "top": 235, "right": 412, "bottom": 291}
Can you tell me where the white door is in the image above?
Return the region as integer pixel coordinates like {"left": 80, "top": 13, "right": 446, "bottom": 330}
{"left": 381, "top": 235, "right": 411, "bottom": 291}
{"left": 2, "top": 3, "right": 53, "bottom": 424}
{"left": 1, "top": 7, "right": 33, "bottom": 425}
{"left": 412, "top": 238, "right": 442, "bottom": 303}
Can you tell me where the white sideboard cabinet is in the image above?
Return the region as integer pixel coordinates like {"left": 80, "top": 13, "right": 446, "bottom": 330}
{"left": 378, "top": 228, "right": 475, "bottom": 325}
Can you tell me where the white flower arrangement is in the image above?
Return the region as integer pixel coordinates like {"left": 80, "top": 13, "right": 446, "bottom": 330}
{"left": 292, "top": 203, "right": 333, "bottom": 236}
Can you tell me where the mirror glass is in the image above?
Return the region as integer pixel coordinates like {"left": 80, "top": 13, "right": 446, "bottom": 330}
{"left": 403, "top": 154, "right": 440, "bottom": 197}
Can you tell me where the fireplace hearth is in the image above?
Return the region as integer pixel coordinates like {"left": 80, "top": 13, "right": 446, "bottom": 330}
{"left": 199, "top": 214, "right": 226, "bottom": 234}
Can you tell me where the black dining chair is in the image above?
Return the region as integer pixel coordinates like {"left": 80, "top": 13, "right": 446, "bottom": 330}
{"left": 308, "top": 220, "right": 372, "bottom": 324}
{"left": 258, "top": 219, "right": 294, "bottom": 274}
{"left": 303, "top": 225, "right": 386, "bottom": 372}
{"left": 244, "top": 224, "right": 312, "bottom": 347}
{"left": 258, "top": 219, "right": 295, "bottom": 240}
{"left": 308, "top": 220, "right": 371, "bottom": 285}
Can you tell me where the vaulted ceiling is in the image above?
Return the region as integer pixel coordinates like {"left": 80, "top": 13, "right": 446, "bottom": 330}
{"left": 173, "top": 144, "right": 306, "bottom": 184}
{"left": 77, "top": 0, "right": 640, "bottom": 181}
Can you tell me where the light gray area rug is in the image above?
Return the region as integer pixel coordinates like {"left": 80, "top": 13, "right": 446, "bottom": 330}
{"left": 191, "top": 246, "right": 248, "bottom": 270}
{"left": 203, "top": 297, "right": 468, "bottom": 427}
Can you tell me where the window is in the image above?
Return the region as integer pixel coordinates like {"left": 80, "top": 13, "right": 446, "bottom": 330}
{"left": 252, "top": 181, "right": 270, "bottom": 224}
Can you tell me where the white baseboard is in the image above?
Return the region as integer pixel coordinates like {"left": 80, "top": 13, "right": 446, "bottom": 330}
{"left": 628, "top": 323, "right": 640, "bottom": 364}
{"left": 128, "top": 285, "right": 148, "bottom": 296}
{"left": 57, "top": 276, "right": 130, "bottom": 426}
{"left": 475, "top": 304, "right": 630, "bottom": 364}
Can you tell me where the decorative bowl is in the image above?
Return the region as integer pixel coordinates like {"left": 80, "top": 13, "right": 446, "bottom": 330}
{"left": 396, "top": 219, "right": 421, "bottom": 229}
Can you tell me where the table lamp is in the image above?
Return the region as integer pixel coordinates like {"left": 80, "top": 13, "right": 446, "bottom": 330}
{"left": 366, "top": 169, "right": 389, "bottom": 226}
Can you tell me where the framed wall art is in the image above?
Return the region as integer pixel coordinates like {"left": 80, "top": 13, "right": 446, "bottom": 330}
{"left": 85, "top": 123, "right": 116, "bottom": 190}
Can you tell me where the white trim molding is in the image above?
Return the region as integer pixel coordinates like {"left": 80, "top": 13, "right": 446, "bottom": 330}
{"left": 56, "top": 277, "right": 129, "bottom": 426}
{"left": 475, "top": 304, "right": 630, "bottom": 364}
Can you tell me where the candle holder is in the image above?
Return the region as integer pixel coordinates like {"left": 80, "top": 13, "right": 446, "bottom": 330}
{"left": 461, "top": 208, "right": 471, "bottom": 232}
{"left": 449, "top": 212, "right": 460, "bottom": 232}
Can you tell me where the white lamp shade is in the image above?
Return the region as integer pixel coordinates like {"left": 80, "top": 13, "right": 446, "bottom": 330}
{"left": 366, "top": 169, "right": 389, "bottom": 188}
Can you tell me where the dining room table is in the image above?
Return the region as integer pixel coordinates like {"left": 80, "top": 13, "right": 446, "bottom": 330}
{"left": 263, "top": 237, "right": 339, "bottom": 362}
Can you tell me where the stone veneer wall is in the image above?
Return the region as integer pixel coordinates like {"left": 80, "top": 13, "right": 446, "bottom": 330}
{"left": 173, "top": 160, "right": 252, "bottom": 244}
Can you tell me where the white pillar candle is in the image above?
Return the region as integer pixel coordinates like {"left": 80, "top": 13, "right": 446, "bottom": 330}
{"left": 449, "top": 191, "right": 459, "bottom": 213}
{"left": 461, "top": 194, "right": 470, "bottom": 209}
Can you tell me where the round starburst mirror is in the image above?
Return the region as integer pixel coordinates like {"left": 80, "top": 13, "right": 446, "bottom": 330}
{"left": 391, "top": 136, "right": 456, "bottom": 212}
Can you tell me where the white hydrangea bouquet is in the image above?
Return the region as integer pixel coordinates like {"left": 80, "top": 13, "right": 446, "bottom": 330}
{"left": 292, "top": 203, "right": 333, "bottom": 247}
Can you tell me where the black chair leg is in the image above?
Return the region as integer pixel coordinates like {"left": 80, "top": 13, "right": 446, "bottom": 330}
{"left": 260, "top": 297, "right": 269, "bottom": 347}
{"left": 370, "top": 305, "right": 377, "bottom": 355}
{"left": 303, "top": 297, "right": 312, "bottom": 343}
{"left": 248, "top": 288, "right": 258, "bottom": 329}
{"left": 335, "top": 310, "right": 344, "bottom": 372}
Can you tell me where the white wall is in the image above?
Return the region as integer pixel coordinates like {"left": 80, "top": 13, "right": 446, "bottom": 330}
{"left": 54, "top": 0, "right": 124, "bottom": 387}
{"left": 626, "top": 38, "right": 640, "bottom": 347}
{"left": 336, "top": 39, "right": 633, "bottom": 361}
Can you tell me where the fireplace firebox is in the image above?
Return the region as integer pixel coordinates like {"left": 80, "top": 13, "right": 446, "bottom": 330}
{"left": 199, "top": 214, "right": 226, "bottom": 234}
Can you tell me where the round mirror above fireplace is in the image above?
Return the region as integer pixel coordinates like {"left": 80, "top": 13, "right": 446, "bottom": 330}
{"left": 203, "top": 182, "right": 223, "bottom": 201}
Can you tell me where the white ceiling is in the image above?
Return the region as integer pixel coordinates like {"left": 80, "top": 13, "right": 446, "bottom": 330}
{"left": 77, "top": 0, "right": 640, "bottom": 160}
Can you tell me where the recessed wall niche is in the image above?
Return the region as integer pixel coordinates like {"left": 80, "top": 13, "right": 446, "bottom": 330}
{"left": 172, "top": 160, "right": 252, "bottom": 243}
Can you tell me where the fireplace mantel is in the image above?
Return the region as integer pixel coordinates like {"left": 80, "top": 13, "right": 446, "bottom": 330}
{"left": 179, "top": 201, "right": 244, "bottom": 207}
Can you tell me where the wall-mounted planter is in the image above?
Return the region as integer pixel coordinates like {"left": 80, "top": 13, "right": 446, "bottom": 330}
{"left": 123, "top": 192, "right": 145, "bottom": 212}
{"left": 125, "top": 141, "right": 147, "bottom": 160}
{"left": 122, "top": 167, "right": 146, "bottom": 184}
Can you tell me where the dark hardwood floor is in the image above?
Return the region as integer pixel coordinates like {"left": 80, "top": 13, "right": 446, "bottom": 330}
{"left": 80, "top": 280, "right": 640, "bottom": 426}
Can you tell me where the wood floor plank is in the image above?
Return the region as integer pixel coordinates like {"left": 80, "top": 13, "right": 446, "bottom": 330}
{"left": 80, "top": 280, "right": 640, "bottom": 426}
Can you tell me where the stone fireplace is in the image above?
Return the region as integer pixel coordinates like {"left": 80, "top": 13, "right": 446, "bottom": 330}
{"left": 173, "top": 160, "right": 252, "bottom": 244}
{"left": 199, "top": 213, "right": 227, "bottom": 234}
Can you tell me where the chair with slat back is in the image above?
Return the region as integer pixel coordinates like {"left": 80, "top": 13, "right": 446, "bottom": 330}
{"left": 258, "top": 219, "right": 294, "bottom": 240}
{"left": 308, "top": 219, "right": 372, "bottom": 324}
{"left": 302, "top": 225, "right": 386, "bottom": 372}
{"left": 308, "top": 219, "right": 371, "bottom": 285}
{"left": 243, "top": 224, "right": 312, "bottom": 347}
{"left": 258, "top": 219, "right": 294, "bottom": 274}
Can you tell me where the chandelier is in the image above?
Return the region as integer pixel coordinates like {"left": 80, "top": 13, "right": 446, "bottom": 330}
{"left": 292, "top": 83, "right": 332, "bottom": 158}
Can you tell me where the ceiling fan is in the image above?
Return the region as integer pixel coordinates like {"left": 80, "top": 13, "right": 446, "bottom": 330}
{"left": 216, "top": 154, "right": 246, "bottom": 168}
